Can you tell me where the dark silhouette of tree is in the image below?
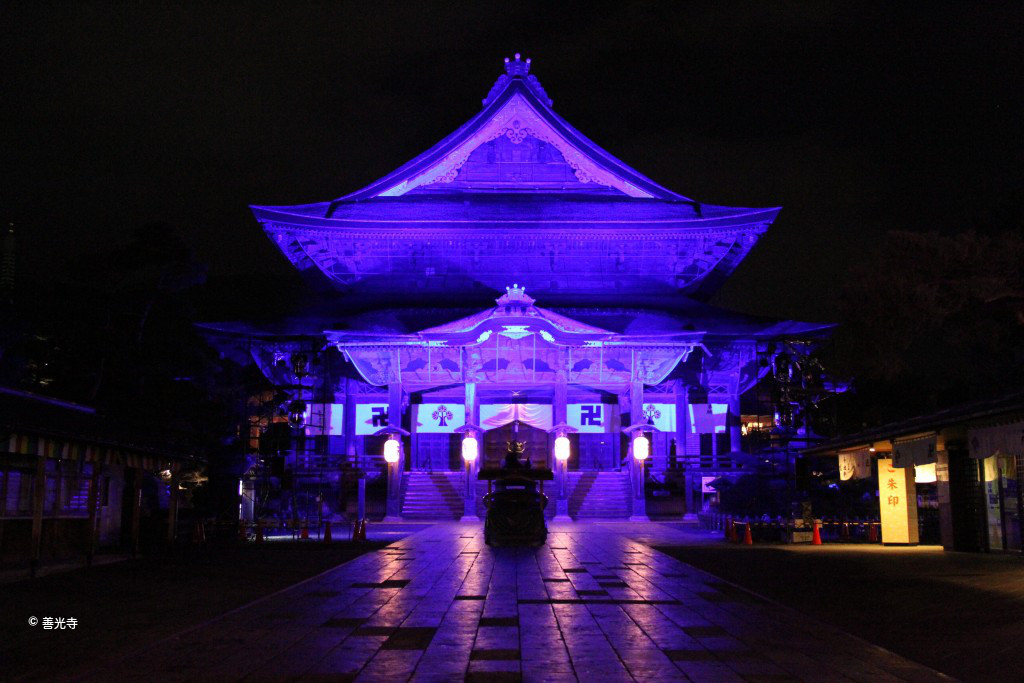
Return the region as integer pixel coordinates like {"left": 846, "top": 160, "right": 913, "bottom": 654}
{"left": 836, "top": 229, "right": 1024, "bottom": 424}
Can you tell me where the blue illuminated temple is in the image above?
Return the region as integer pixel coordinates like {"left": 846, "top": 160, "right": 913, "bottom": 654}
{"left": 209, "top": 55, "right": 832, "bottom": 521}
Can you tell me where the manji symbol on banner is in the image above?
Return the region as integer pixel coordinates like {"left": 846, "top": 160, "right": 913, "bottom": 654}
{"left": 415, "top": 404, "right": 466, "bottom": 433}
{"left": 568, "top": 404, "right": 607, "bottom": 433}
{"left": 355, "top": 404, "right": 389, "bottom": 435}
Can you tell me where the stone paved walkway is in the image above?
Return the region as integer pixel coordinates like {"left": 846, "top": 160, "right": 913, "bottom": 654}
{"left": 84, "top": 521, "right": 950, "bottom": 682}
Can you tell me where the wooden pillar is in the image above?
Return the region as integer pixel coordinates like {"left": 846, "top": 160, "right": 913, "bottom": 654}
{"left": 30, "top": 454, "right": 46, "bottom": 577}
{"left": 130, "top": 468, "right": 142, "bottom": 557}
{"left": 676, "top": 383, "right": 697, "bottom": 520}
{"left": 341, "top": 378, "right": 355, "bottom": 462}
{"left": 0, "top": 458, "right": 8, "bottom": 518}
{"left": 85, "top": 463, "right": 101, "bottom": 565}
{"left": 629, "top": 379, "right": 644, "bottom": 426}
{"left": 388, "top": 350, "right": 404, "bottom": 470}
{"left": 727, "top": 393, "right": 742, "bottom": 459}
{"left": 465, "top": 382, "right": 479, "bottom": 426}
{"left": 0, "top": 459, "right": 7, "bottom": 553}
{"left": 166, "top": 466, "right": 179, "bottom": 545}
{"left": 554, "top": 350, "right": 568, "bottom": 426}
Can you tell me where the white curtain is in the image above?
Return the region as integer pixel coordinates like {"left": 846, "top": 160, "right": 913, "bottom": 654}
{"left": 839, "top": 449, "right": 872, "bottom": 480}
{"left": 480, "top": 404, "right": 553, "bottom": 431}
{"left": 968, "top": 421, "right": 1024, "bottom": 459}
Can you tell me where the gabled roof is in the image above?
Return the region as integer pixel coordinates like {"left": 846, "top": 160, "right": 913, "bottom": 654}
{"left": 328, "top": 54, "right": 692, "bottom": 205}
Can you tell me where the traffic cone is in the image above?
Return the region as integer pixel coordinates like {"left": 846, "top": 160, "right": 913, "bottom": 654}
{"left": 743, "top": 523, "right": 753, "bottom": 545}
{"left": 727, "top": 520, "right": 736, "bottom": 542}
{"left": 840, "top": 521, "right": 850, "bottom": 541}
{"left": 868, "top": 521, "right": 879, "bottom": 543}
{"left": 324, "top": 521, "right": 332, "bottom": 543}
{"left": 301, "top": 524, "right": 309, "bottom": 540}
{"left": 811, "top": 520, "right": 822, "bottom": 545}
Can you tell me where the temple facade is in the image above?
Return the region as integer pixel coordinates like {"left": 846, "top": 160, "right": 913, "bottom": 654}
{"left": 210, "top": 55, "right": 831, "bottom": 522}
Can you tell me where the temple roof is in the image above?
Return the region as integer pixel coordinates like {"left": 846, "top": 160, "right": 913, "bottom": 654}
{"left": 249, "top": 56, "right": 782, "bottom": 303}
{"left": 251, "top": 195, "right": 777, "bottom": 230}
{"left": 331, "top": 53, "right": 688, "bottom": 202}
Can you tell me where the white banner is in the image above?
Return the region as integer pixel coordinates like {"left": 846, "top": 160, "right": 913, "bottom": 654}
{"left": 568, "top": 404, "right": 608, "bottom": 433}
{"left": 839, "top": 450, "right": 872, "bottom": 480}
{"left": 355, "top": 403, "right": 390, "bottom": 435}
{"left": 640, "top": 403, "right": 676, "bottom": 432}
{"left": 415, "top": 403, "right": 465, "bottom": 433}
{"left": 480, "top": 404, "right": 553, "bottom": 431}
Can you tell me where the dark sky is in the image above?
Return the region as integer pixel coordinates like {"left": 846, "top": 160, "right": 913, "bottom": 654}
{"left": 3, "top": 2, "right": 1021, "bottom": 321}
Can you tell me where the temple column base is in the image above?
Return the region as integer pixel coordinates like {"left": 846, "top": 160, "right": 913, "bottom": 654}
{"left": 460, "top": 515, "right": 481, "bottom": 522}
{"left": 382, "top": 515, "right": 404, "bottom": 523}
{"left": 629, "top": 515, "right": 651, "bottom": 522}
{"left": 682, "top": 513, "right": 698, "bottom": 522}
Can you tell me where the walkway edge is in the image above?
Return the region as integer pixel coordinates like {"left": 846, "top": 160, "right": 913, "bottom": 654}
{"left": 68, "top": 528, "right": 435, "bottom": 683}
{"left": 645, "top": 539, "right": 957, "bottom": 681}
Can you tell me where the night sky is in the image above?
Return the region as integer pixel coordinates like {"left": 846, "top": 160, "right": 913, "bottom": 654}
{"left": 3, "top": 2, "right": 1021, "bottom": 321}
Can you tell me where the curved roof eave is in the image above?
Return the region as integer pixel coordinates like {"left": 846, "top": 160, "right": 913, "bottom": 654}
{"left": 248, "top": 202, "right": 780, "bottom": 231}
{"left": 327, "top": 78, "right": 692, "bottom": 206}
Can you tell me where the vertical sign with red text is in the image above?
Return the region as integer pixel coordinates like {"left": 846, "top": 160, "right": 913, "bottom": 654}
{"left": 877, "top": 458, "right": 919, "bottom": 544}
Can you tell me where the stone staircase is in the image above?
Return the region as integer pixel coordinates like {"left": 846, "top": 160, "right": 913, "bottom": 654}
{"left": 569, "top": 471, "right": 631, "bottom": 518}
{"left": 400, "top": 472, "right": 463, "bottom": 519}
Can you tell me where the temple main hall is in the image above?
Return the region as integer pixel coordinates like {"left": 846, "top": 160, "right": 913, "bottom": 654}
{"left": 208, "top": 55, "right": 831, "bottom": 523}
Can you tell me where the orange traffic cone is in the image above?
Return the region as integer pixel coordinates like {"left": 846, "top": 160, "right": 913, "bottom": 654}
{"left": 324, "top": 521, "right": 332, "bottom": 543}
{"left": 301, "top": 524, "right": 309, "bottom": 540}
{"left": 743, "top": 523, "right": 753, "bottom": 545}
{"left": 811, "top": 520, "right": 822, "bottom": 545}
{"left": 727, "top": 520, "right": 735, "bottom": 542}
{"left": 868, "top": 521, "right": 879, "bottom": 543}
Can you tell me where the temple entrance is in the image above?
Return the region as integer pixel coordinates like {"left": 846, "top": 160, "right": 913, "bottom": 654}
{"left": 483, "top": 422, "right": 550, "bottom": 470}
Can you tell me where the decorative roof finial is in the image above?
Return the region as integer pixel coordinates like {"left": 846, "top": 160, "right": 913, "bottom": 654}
{"left": 484, "top": 54, "right": 551, "bottom": 107}
{"left": 496, "top": 283, "right": 535, "bottom": 308}
{"left": 504, "top": 53, "right": 531, "bottom": 77}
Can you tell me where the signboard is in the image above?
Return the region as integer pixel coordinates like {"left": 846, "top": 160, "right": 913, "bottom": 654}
{"left": 640, "top": 403, "right": 676, "bottom": 433}
{"left": 701, "top": 476, "right": 718, "bottom": 494}
{"left": 355, "top": 403, "right": 389, "bottom": 435}
{"left": 415, "top": 403, "right": 465, "bottom": 433}
{"left": 568, "top": 404, "right": 608, "bottom": 433}
{"left": 877, "top": 458, "right": 919, "bottom": 544}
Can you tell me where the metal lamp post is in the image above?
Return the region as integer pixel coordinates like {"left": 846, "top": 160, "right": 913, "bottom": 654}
{"left": 376, "top": 426, "right": 410, "bottom": 522}
{"left": 624, "top": 423, "right": 654, "bottom": 521}
{"left": 456, "top": 424, "right": 482, "bottom": 521}
{"left": 550, "top": 423, "right": 576, "bottom": 522}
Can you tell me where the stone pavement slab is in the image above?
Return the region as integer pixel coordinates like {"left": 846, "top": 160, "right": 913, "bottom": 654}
{"left": 80, "top": 521, "right": 951, "bottom": 682}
